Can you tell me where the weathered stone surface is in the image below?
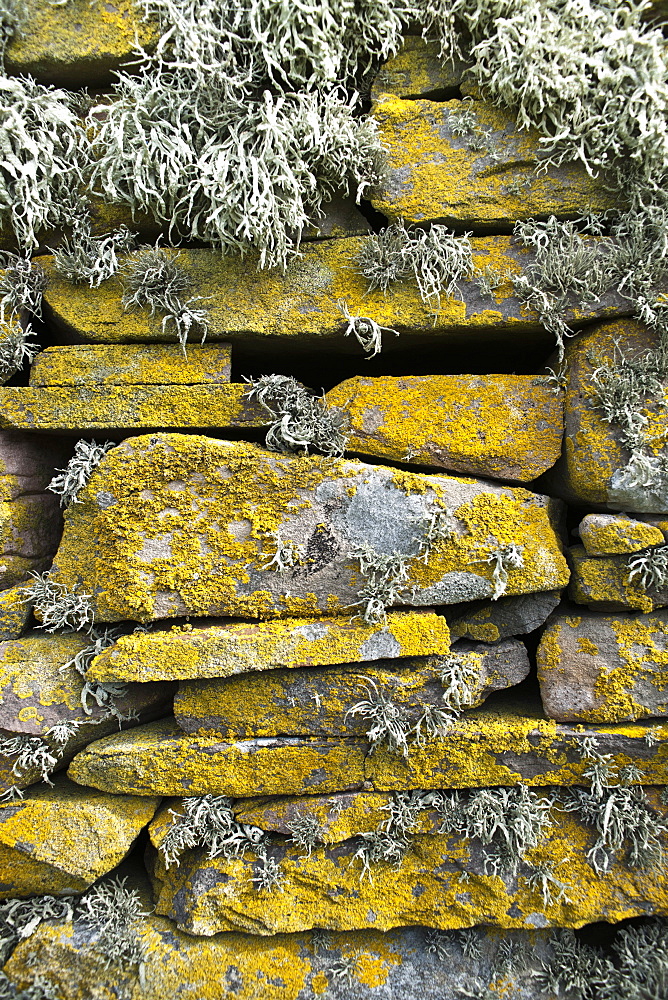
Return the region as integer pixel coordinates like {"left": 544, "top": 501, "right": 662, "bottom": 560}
{"left": 37, "top": 239, "right": 638, "bottom": 348}
{"left": 0, "top": 432, "right": 70, "bottom": 502}
{"left": 29, "top": 344, "right": 232, "bottom": 387}
{"left": 546, "top": 319, "right": 668, "bottom": 511}
{"left": 0, "top": 496, "right": 62, "bottom": 588}
{"left": 0, "top": 777, "right": 158, "bottom": 897}
{"left": 3, "top": 914, "right": 564, "bottom": 1000}
{"left": 448, "top": 590, "right": 562, "bottom": 643}
{"left": 173, "top": 639, "right": 530, "bottom": 737}
{"left": 538, "top": 606, "right": 668, "bottom": 723}
{"left": 325, "top": 374, "right": 563, "bottom": 481}
{"left": 87, "top": 611, "right": 451, "bottom": 684}
{"left": 148, "top": 792, "right": 668, "bottom": 935}
{"left": 371, "top": 36, "right": 468, "bottom": 102}
{"left": 578, "top": 513, "right": 665, "bottom": 556}
{"left": 569, "top": 545, "right": 667, "bottom": 613}
{"left": 67, "top": 707, "right": 668, "bottom": 796}
{"left": 4, "top": 0, "right": 158, "bottom": 86}
{"left": 47, "top": 434, "right": 569, "bottom": 625}
{"left": 370, "top": 96, "right": 618, "bottom": 227}
{"left": 0, "top": 585, "right": 31, "bottom": 641}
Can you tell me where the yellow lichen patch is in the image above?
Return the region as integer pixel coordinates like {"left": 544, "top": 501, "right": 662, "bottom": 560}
{"left": 325, "top": 374, "right": 563, "bottom": 481}
{"left": 578, "top": 514, "right": 664, "bottom": 556}
{"left": 371, "top": 36, "right": 466, "bottom": 101}
{"left": 5, "top": 0, "right": 159, "bottom": 86}
{"left": 370, "top": 96, "right": 618, "bottom": 225}
{"left": 569, "top": 546, "right": 659, "bottom": 613}
{"left": 0, "top": 585, "right": 32, "bottom": 641}
{"left": 0, "top": 777, "right": 158, "bottom": 897}
{"left": 0, "top": 496, "right": 62, "bottom": 588}
{"left": 602, "top": 617, "right": 668, "bottom": 721}
{"left": 29, "top": 344, "right": 232, "bottom": 387}
{"left": 0, "top": 632, "right": 90, "bottom": 731}
{"left": 576, "top": 637, "right": 599, "bottom": 656}
{"left": 88, "top": 611, "right": 450, "bottom": 683}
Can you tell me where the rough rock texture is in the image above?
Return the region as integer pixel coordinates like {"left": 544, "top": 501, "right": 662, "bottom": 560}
{"left": 370, "top": 96, "right": 618, "bottom": 227}
{"left": 0, "top": 496, "right": 63, "bottom": 588}
{"left": 578, "top": 513, "right": 665, "bottom": 556}
{"left": 47, "top": 434, "right": 569, "bottom": 625}
{"left": 569, "top": 545, "right": 668, "bottom": 613}
{"left": 173, "top": 639, "right": 530, "bottom": 737}
{"left": 0, "top": 778, "right": 158, "bottom": 897}
{"left": 325, "top": 374, "right": 563, "bottom": 481}
{"left": 371, "top": 36, "right": 468, "bottom": 101}
{"left": 37, "top": 239, "right": 639, "bottom": 349}
{"left": 3, "top": 916, "right": 564, "bottom": 1000}
{"left": 448, "top": 591, "right": 562, "bottom": 643}
{"left": 538, "top": 606, "right": 668, "bottom": 723}
{"left": 87, "top": 611, "right": 451, "bottom": 684}
{"left": 546, "top": 319, "right": 668, "bottom": 511}
{"left": 148, "top": 792, "right": 668, "bottom": 935}
{"left": 0, "top": 585, "right": 32, "bottom": 642}
{"left": 0, "top": 432, "right": 71, "bottom": 502}
{"left": 66, "top": 707, "right": 668, "bottom": 796}
{"left": 29, "top": 344, "right": 232, "bottom": 386}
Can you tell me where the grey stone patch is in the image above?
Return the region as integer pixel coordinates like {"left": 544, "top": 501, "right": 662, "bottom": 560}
{"left": 412, "top": 572, "right": 493, "bottom": 606}
{"left": 360, "top": 631, "right": 401, "bottom": 661}
{"left": 95, "top": 490, "right": 116, "bottom": 509}
{"left": 525, "top": 913, "right": 551, "bottom": 929}
{"left": 293, "top": 622, "right": 329, "bottom": 642}
{"left": 449, "top": 590, "right": 562, "bottom": 642}
{"left": 609, "top": 468, "right": 668, "bottom": 514}
{"left": 328, "top": 475, "right": 426, "bottom": 556}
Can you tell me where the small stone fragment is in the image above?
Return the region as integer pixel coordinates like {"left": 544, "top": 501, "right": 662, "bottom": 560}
{"left": 448, "top": 590, "right": 562, "bottom": 642}
{"left": 538, "top": 606, "right": 668, "bottom": 723}
{"left": 569, "top": 545, "right": 668, "bottom": 613}
{"left": 371, "top": 36, "right": 468, "bottom": 101}
{"left": 87, "top": 611, "right": 451, "bottom": 684}
{"left": 172, "top": 639, "right": 530, "bottom": 738}
{"left": 0, "top": 777, "right": 158, "bottom": 897}
{"left": 325, "top": 374, "right": 563, "bottom": 481}
{"left": 0, "top": 432, "right": 71, "bottom": 502}
{"left": 578, "top": 513, "right": 664, "bottom": 556}
{"left": 0, "top": 585, "right": 32, "bottom": 641}
{"left": 0, "top": 496, "right": 62, "bottom": 589}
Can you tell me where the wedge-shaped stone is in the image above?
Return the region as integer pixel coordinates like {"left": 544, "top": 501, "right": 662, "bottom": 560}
{"left": 326, "top": 374, "right": 563, "bottom": 481}
{"left": 370, "top": 96, "right": 618, "bottom": 227}
{"left": 37, "top": 239, "right": 636, "bottom": 347}
{"left": 578, "top": 513, "right": 664, "bottom": 556}
{"left": 148, "top": 792, "right": 668, "bottom": 935}
{"left": 4, "top": 0, "right": 159, "bottom": 86}
{"left": 0, "top": 585, "right": 32, "bottom": 641}
{"left": 173, "top": 639, "right": 529, "bottom": 737}
{"left": 67, "top": 707, "right": 668, "bottom": 797}
{"left": 0, "top": 777, "right": 158, "bottom": 897}
{"left": 371, "top": 36, "right": 468, "bottom": 101}
{"left": 448, "top": 591, "right": 561, "bottom": 643}
{"left": 0, "top": 496, "right": 62, "bottom": 588}
{"left": 29, "top": 344, "right": 232, "bottom": 386}
{"left": 538, "top": 606, "right": 668, "bottom": 723}
{"left": 569, "top": 545, "right": 667, "bottom": 613}
{"left": 0, "top": 432, "right": 71, "bottom": 502}
{"left": 47, "top": 434, "right": 569, "bottom": 625}
{"left": 87, "top": 611, "right": 451, "bottom": 684}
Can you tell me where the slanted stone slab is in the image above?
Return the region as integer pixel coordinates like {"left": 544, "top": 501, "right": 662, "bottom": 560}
{"left": 538, "top": 606, "right": 668, "bottom": 723}
{"left": 0, "top": 432, "right": 71, "bottom": 502}
{"left": 47, "top": 435, "right": 569, "bottom": 625}
{"left": 87, "top": 611, "right": 451, "bottom": 684}
{"left": 0, "top": 777, "right": 158, "bottom": 897}
{"left": 67, "top": 707, "right": 668, "bottom": 797}
{"left": 29, "top": 344, "right": 232, "bottom": 387}
{"left": 0, "top": 585, "right": 32, "bottom": 641}
{"left": 371, "top": 36, "right": 468, "bottom": 101}
{"left": 578, "top": 513, "right": 664, "bottom": 556}
{"left": 173, "top": 639, "right": 530, "bottom": 737}
{"left": 569, "top": 545, "right": 668, "bottom": 613}
{"left": 148, "top": 792, "right": 668, "bottom": 935}
{"left": 0, "top": 496, "right": 62, "bottom": 588}
{"left": 326, "top": 374, "right": 563, "bottom": 481}
{"left": 37, "top": 239, "right": 637, "bottom": 348}
{"left": 4, "top": 0, "right": 158, "bottom": 86}
{"left": 448, "top": 591, "right": 562, "bottom": 643}
{"left": 370, "top": 96, "right": 618, "bottom": 227}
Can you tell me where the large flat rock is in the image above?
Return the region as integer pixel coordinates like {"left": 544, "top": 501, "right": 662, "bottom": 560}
{"left": 67, "top": 706, "right": 668, "bottom": 796}
{"left": 87, "top": 611, "right": 452, "bottom": 683}
{"left": 47, "top": 434, "right": 569, "bottom": 625}
{"left": 538, "top": 606, "right": 668, "bottom": 723}
{"left": 325, "top": 374, "right": 563, "bottom": 481}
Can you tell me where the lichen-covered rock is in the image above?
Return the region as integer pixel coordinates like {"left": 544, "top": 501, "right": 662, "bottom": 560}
{"left": 371, "top": 36, "right": 468, "bottom": 101}
{"left": 173, "top": 639, "right": 530, "bottom": 737}
{"left": 0, "top": 432, "right": 71, "bottom": 502}
{"left": 87, "top": 611, "right": 451, "bottom": 684}
{"left": 569, "top": 545, "right": 668, "bottom": 613}
{"left": 370, "top": 96, "right": 618, "bottom": 226}
{"left": 67, "top": 708, "right": 668, "bottom": 797}
{"left": 325, "top": 374, "right": 563, "bottom": 481}
{"left": 0, "top": 585, "right": 32, "bottom": 641}
{"left": 0, "top": 496, "right": 62, "bottom": 588}
{"left": 578, "top": 513, "right": 665, "bottom": 555}
{"left": 448, "top": 591, "right": 562, "bottom": 643}
{"left": 29, "top": 344, "right": 232, "bottom": 387}
{"left": 538, "top": 606, "right": 668, "bottom": 723}
{"left": 37, "top": 239, "right": 637, "bottom": 347}
{"left": 0, "top": 777, "right": 158, "bottom": 897}
{"left": 47, "top": 434, "right": 569, "bottom": 625}
{"left": 148, "top": 792, "right": 668, "bottom": 935}
{"left": 4, "top": 0, "right": 159, "bottom": 86}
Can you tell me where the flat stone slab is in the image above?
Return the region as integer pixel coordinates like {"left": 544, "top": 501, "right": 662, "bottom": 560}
{"left": 0, "top": 432, "right": 71, "bottom": 502}
{"left": 569, "top": 545, "right": 668, "bottom": 613}
{"left": 370, "top": 96, "right": 618, "bottom": 227}
{"left": 0, "top": 777, "right": 158, "bottom": 897}
{"left": 325, "top": 374, "right": 563, "bottom": 481}
{"left": 87, "top": 611, "right": 451, "bottom": 683}
{"left": 66, "top": 706, "right": 668, "bottom": 796}
{"left": 448, "top": 590, "right": 562, "bottom": 643}
{"left": 148, "top": 792, "right": 668, "bottom": 935}
{"left": 29, "top": 344, "right": 232, "bottom": 386}
{"left": 578, "top": 513, "right": 664, "bottom": 556}
{"left": 173, "top": 639, "right": 529, "bottom": 737}
{"left": 538, "top": 606, "right": 668, "bottom": 723}
{"left": 371, "top": 36, "right": 468, "bottom": 101}
{"left": 37, "top": 239, "right": 637, "bottom": 348}
{"left": 0, "top": 496, "right": 62, "bottom": 589}
{"left": 47, "top": 434, "right": 569, "bottom": 625}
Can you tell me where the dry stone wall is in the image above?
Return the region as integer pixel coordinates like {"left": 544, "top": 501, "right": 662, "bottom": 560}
{"left": 1, "top": 4, "right": 668, "bottom": 999}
